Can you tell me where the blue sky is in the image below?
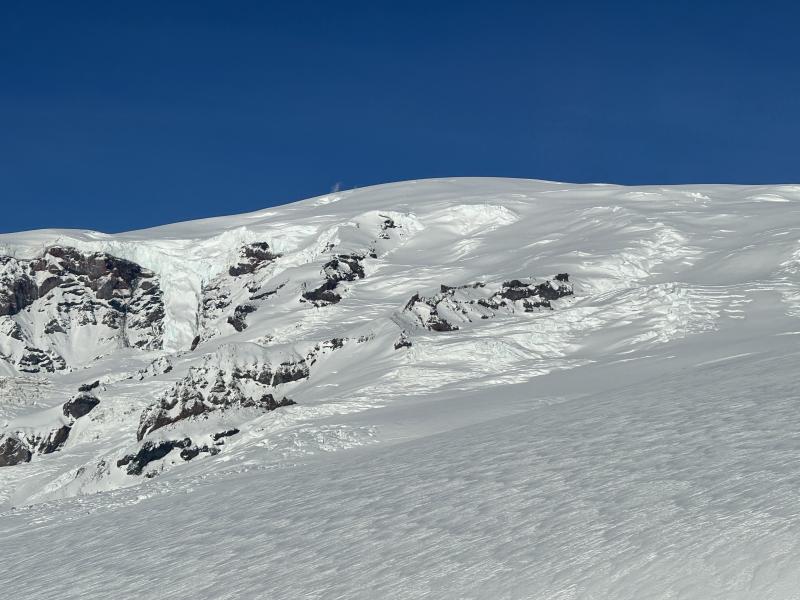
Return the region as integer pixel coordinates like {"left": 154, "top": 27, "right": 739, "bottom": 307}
{"left": 2, "top": 1, "right": 799, "bottom": 233}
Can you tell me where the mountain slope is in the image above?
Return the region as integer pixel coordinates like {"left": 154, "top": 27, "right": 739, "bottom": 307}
{"left": 2, "top": 178, "right": 800, "bottom": 598}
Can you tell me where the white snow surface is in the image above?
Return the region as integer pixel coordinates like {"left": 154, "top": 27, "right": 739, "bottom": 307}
{"left": 3, "top": 177, "right": 800, "bottom": 598}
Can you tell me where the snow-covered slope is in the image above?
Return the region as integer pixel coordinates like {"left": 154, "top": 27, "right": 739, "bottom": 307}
{"left": 3, "top": 178, "right": 800, "bottom": 598}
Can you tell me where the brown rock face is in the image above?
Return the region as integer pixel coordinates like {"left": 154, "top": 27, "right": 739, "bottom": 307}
{"left": 63, "top": 392, "right": 101, "bottom": 420}
{"left": 228, "top": 242, "right": 281, "bottom": 277}
{"left": 0, "top": 246, "right": 166, "bottom": 372}
{"left": 0, "top": 434, "right": 33, "bottom": 467}
{"left": 302, "top": 254, "right": 366, "bottom": 306}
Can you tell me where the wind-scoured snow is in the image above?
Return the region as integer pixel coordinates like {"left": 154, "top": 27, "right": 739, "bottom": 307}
{"left": 2, "top": 177, "right": 800, "bottom": 598}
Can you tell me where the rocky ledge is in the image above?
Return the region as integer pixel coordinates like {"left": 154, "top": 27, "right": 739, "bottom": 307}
{"left": 403, "top": 274, "right": 573, "bottom": 332}
{"left": 0, "top": 246, "right": 165, "bottom": 372}
{"left": 0, "top": 386, "right": 102, "bottom": 467}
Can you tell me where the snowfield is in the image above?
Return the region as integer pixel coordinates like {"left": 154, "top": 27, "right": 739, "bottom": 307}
{"left": 2, "top": 177, "right": 800, "bottom": 598}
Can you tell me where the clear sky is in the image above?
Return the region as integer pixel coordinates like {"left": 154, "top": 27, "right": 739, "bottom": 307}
{"left": 2, "top": 0, "right": 799, "bottom": 233}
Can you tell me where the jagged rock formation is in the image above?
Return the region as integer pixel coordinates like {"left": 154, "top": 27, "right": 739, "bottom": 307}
{"left": 394, "top": 331, "right": 412, "bottom": 350}
{"left": 302, "top": 254, "right": 366, "bottom": 306}
{"left": 137, "top": 387, "right": 295, "bottom": 442}
{"left": 0, "top": 387, "right": 101, "bottom": 466}
{"left": 0, "top": 425, "right": 71, "bottom": 467}
{"left": 135, "top": 337, "right": 355, "bottom": 441}
{"left": 62, "top": 392, "right": 101, "bottom": 420}
{"left": 404, "top": 275, "right": 573, "bottom": 332}
{"left": 228, "top": 242, "right": 281, "bottom": 277}
{"left": 118, "top": 438, "right": 190, "bottom": 476}
{"left": 117, "top": 436, "right": 226, "bottom": 477}
{"left": 212, "top": 428, "right": 240, "bottom": 442}
{"left": 478, "top": 274, "right": 572, "bottom": 310}
{"left": 31, "top": 425, "right": 72, "bottom": 454}
{"left": 0, "top": 246, "right": 165, "bottom": 372}
{"left": 0, "top": 426, "right": 71, "bottom": 466}
{"left": 133, "top": 356, "right": 173, "bottom": 381}
{"left": 199, "top": 242, "right": 282, "bottom": 341}
{"left": 0, "top": 434, "right": 32, "bottom": 467}
{"left": 136, "top": 347, "right": 321, "bottom": 441}
{"left": 227, "top": 304, "right": 257, "bottom": 332}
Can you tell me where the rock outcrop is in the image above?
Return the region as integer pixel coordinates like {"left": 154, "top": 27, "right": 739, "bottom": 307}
{"left": 227, "top": 304, "right": 257, "bottom": 332}
{"left": 0, "top": 246, "right": 165, "bottom": 372}
{"left": 228, "top": 242, "right": 281, "bottom": 277}
{"left": 135, "top": 336, "right": 352, "bottom": 441}
{"left": 0, "top": 433, "right": 32, "bottom": 467}
{"left": 404, "top": 274, "right": 573, "bottom": 332}
{"left": 198, "top": 242, "right": 282, "bottom": 340}
{"left": 302, "top": 254, "right": 366, "bottom": 306}
{"left": 62, "top": 392, "right": 101, "bottom": 420}
{"left": 0, "top": 387, "right": 101, "bottom": 467}
{"left": 117, "top": 436, "right": 225, "bottom": 477}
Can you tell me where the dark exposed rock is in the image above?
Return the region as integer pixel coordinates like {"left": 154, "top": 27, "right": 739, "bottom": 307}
{"left": 227, "top": 304, "right": 257, "bottom": 332}
{"left": 0, "top": 258, "right": 38, "bottom": 317}
{"left": 202, "top": 284, "right": 231, "bottom": 316}
{"left": 0, "top": 434, "right": 32, "bottom": 467}
{"left": 404, "top": 274, "right": 573, "bottom": 331}
{"left": 137, "top": 389, "right": 208, "bottom": 441}
{"left": 302, "top": 254, "right": 366, "bottom": 306}
{"left": 212, "top": 428, "right": 240, "bottom": 441}
{"left": 302, "top": 279, "right": 341, "bottom": 305}
{"left": 6, "top": 322, "right": 24, "bottom": 341}
{"left": 403, "top": 293, "right": 422, "bottom": 312}
{"left": 496, "top": 277, "right": 573, "bottom": 310}
{"left": 250, "top": 282, "right": 285, "bottom": 301}
{"left": 137, "top": 387, "right": 294, "bottom": 442}
{"left": 0, "top": 394, "right": 99, "bottom": 467}
{"left": 403, "top": 292, "right": 461, "bottom": 331}
{"left": 137, "top": 337, "right": 345, "bottom": 440}
{"left": 0, "top": 384, "right": 104, "bottom": 467}
{"left": 327, "top": 255, "right": 366, "bottom": 280}
{"left": 201, "top": 244, "right": 285, "bottom": 341}
{"left": 229, "top": 242, "right": 281, "bottom": 277}
{"left": 0, "top": 246, "right": 166, "bottom": 371}
{"left": 78, "top": 380, "right": 101, "bottom": 393}
{"left": 133, "top": 356, "right": 173, "bottom": 381}
{"left": 63, "top": 392, "right": 100, "bottom": 420}
{"left": 429, "top": 319, "right": 459, "bottom": 332}
{"left": 18, "top": 346, "right": 65, "bottom": 373}
{"left": 378, "top": 215, "right": 398, "bottom": 239}
{"left": 43, "top": 319, "right": 66, "bottom": 334}
{"left": 243, "top": 394, "right": 296, "bottom": 411}
{"left": 115, "top": 438, "right": 222, "bottom": 467}
{"left": 180, "top": 446, "right": 201, "bottom": 461}
{"left": 267, "top": 364, "right": 308, "bottom": 386}
{"left": 394, "top": 331, "right": 412, "bottom": 350}
{"left": 139, "top": 383, "right": 295, "bottom": 439}
{"left": 190, "top": 335, "right": 201, "bottom": 351}
{"left": 117, "top": 437, "right": 193, "bottom": 476}
{"left": 36, "top": 425, "right": 71, "bottom": 454}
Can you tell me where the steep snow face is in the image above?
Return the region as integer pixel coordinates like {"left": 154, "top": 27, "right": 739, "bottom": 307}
{"left": 4, "top": 178, "right": 800, "bottom": 598}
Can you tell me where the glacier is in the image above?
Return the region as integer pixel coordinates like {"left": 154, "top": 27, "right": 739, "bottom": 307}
{"left": 2, "top": 177, "right": 800, "bottom": 598}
